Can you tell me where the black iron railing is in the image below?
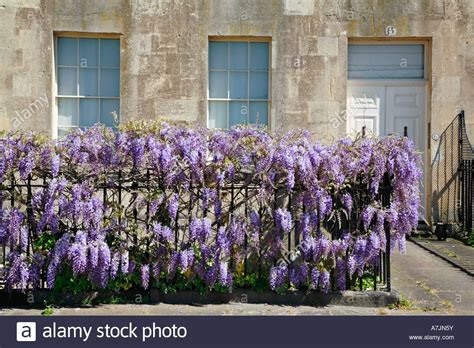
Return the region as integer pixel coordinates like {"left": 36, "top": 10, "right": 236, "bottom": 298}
{"left": 432, "top": 110, "right": 474, "bottom": 238}
{"left": 460, "top": 159, "right": 473, "bottom": 235}
{"left": 0, "top": 170, "right": 393, "bottom": 292}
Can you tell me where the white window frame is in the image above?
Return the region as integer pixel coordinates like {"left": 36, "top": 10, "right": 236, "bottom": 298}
{"left": 207, "top": 36, "right": 272, "bottom": 129}
{"left": 52, "top": 32, "right": 121, "bottom": 138}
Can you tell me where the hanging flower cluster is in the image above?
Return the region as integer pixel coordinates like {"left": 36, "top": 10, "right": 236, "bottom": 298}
{"left": 0, "top": 122, "right": 422, "bottom": 293}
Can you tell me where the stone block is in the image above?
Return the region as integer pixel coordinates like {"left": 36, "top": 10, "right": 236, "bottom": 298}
{"left": 317, "top": 37, "right": 338, "bottom": 56}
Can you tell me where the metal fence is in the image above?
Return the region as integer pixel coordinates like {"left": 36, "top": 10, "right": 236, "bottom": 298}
{"left": 460, "top": 159, "right": 473, "bottom": 235}
{"left": 432, "top": 110, "right": 474, "bottom": 237}
{"left": 1, "top": 169, "right": 394, "bottom": 292}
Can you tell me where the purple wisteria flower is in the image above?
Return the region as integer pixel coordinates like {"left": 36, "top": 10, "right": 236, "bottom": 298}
{"left": 310, "top": 268, "right": 320, "bottom": 290}
{"left": 189, "top": 218, "right": 211, "bottom": 243}
{"left": 270, "top": 264, "right": 288, "bottom": 290}
{"left": 167, "top": 194, "right": 179, "bottom": 219}
{"left": 141, "top": 264, "right": 150, "bottom": 290}
{"left": 275, "top": 208, "right": 292, "bottom": 234}
{"left": 0, "top": 123, "right": 421, "bottom": 293}
{"left": 6, "top": 252, "right": 29, "bottom": 291}
{"left": 342, "top": 193, "right": 353, "bottom": 213}
{"left": 153, "top": 222, "right": 173, "bottom": 242}
{"left": 336, "top": 258, "right": 346, "bottom": 291}
{"left": 319, "top": 270, "right": 330, "bottom": 293}
{"left": 110, "top": 252, "right": 121, "bottom": 279}
{"left": 219, "top": 261, "right": 232, "bottom": 287}
{"left": 46, "top": 233, "right": 70, "bottom": 288}
{"left": 120, "top": 251, "right": 129, "bottom": 275}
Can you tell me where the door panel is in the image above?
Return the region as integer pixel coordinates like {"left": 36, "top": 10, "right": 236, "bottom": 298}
{"left": 385, "top": 86, "right": 425, "bottom": 142}
{"left": 347, "top": 83, "right": 427, "bottom": 218}
{"left": 346, "top": 86, "right": 385, "bottom": 136}
{"left": 386, "top": 85, "right": 426, "bottom": 216}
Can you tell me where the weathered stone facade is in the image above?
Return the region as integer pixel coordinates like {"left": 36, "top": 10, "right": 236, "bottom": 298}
{"left": 0, "top": 0, "right": 473, "bottom": 222}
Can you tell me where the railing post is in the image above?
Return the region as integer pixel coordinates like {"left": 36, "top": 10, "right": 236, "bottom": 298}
{"left": 385, "top": 225, "right": 391, "bottom": 292}
{"left": 244, "top": 185, "right": 248, "bottom": 277}
{"left": 458, "top": 110, "right": 464, "bottom": 165}
{"left": 383, "top": 173, "right": 392, "bottom": 292}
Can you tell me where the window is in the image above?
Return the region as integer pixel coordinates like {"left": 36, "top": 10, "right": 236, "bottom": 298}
{"left": 208, "top": 39, "right": 270, "bottom": 128}
{"left": 348, "top": 44, "right": 424, "bottom": 79}
{"left": 55, "top": 37, "right": 120, "bottom": 135}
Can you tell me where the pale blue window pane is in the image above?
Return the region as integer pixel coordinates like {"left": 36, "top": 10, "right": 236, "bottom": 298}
{"left": 229, "top": 101, "right": 248, "bottom": 127}
{"left": 58, "top": 127, "right": 71, "bottom": 137}
{"left": 100, "top": 69, "right": 120, "bottom": 97}
{"left": 230, "top": 42, "right": 248, "bottom": 70}
{"left": 348, "top": 44, "right": 424, "bottom": 79}
{"left": 250, "top": 42, "right": 269, "bottom": 70}
{"left": 208, "top": 101, "right": 228, "bottom": 128}
{"left": 249, "top": 71, "right": 268, "bottom": 99}
{"left": 79, "top": 68, "right": 98, "bottom": 96}
{"left": 209, "top": 71, "right": 228, "bottom": 98}
{"left": 58, "top": 98, "right": 78, "bottom": 126}
{"left": 209, "top": 42, "right": 228, "bottom": 69}
{"left": 57, "top": 38, "right": 77, "bottom": 66}
{"left": 79, "top": 99, "right": 99, "bottom": 127}
{"left": 100, "top": 99, "right": 120, "bottom": 127}
{"left": 230, "top": 71, "right": 248, "bottom": 99}
{"left": 249, "top": 102, "right": 268, "bottom": 125}
{"left": 100, "top": 39, "right": 120, "bottom": 67}
{"left": 79, "top": 38, "right": 98, "bottom": 67}
{"left": 57, "top": 67, "right": 77, "bottom": 95}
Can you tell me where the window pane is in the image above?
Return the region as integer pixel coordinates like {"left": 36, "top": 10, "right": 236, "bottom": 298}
{"left": 58, "top": 127, "right": 71, "bottom": 137}
{"left": 57, "top": 37, "right": 77, "bottom": 66}
{"left": 249, "top": 102, "right": 268, "bottom": 125}
{"left": 57, "top": 67, "right": 77, "bottom": 95}
{"left": 100, "top": 39, "right": 120, "bottom": 67}
{"left": 230, "top": 42, "right": 248, "bottom": 70}
{"left": 249, "top": 71, "right": 268, "bottom": 99}
{"left": 100, "top": 99, "right": 120, "bottom": 127}
{"left": 348, "top": 44, "right": 424, "bottom": 79}
{"left": 79, "top": 68, "right": 98, "bottom": 96}
{"left": 229, "top": 101, "right": 248, "bottom": 127}
{"left": 209, "top": 71, "right": 228, "bottom": 98}
{"left": 209, "top": 41, "right": 228, "bottom": 69}
{"left": 79, "top": 99, "right": 99, "bottom": 127}
{"left": 229, "top": 71, "right": 248, "bottom": 99}
{"left": 208, "top": 101, "right": 227, "bottom": 128}
{"left": 58, "top": 98, "right": 78, "bottom": 126}
{"left": 100, "top": 69, "right": 120, "bottom": 97}
{"left": 79, "top": 38, "right": 98, "bottom": 67}
{"left": 250, "top": 42, "right": 269, "bottom": 70}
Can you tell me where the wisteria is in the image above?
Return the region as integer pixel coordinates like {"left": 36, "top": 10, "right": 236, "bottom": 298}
{"left": 0, "top": 122, "right": 422, "bottom": 293}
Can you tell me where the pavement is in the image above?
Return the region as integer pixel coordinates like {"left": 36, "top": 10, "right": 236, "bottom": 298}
{"left": 0, "top": 241, "right": 472, "bottom": 316}
{"left": 409, "top": 236, "right": 474, "bottom": 276}
{"left": 391, "top": 240, "right": 474, "bottom": 315}
{"left": 0, "top": 303, "right": 452, "bottom": 316}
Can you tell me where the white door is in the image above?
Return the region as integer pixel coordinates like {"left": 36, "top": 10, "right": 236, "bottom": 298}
{"left": 386, "top": 85, "right": 426, "bottom": 218}
{"left": 347, "top": 83, "right": 427, "bottom": 217}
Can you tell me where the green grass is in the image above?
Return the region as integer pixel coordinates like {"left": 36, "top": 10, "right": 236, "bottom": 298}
{"left": 387, "top": 296, "right": 414, "bottom": 310}
{"left": 41, "top": 305, "right": 54, "bottom": 316}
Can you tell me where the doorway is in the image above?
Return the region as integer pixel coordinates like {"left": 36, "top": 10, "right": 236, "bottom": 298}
{"left": 346, "top": 42, "right": 429, "bottom": 218}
